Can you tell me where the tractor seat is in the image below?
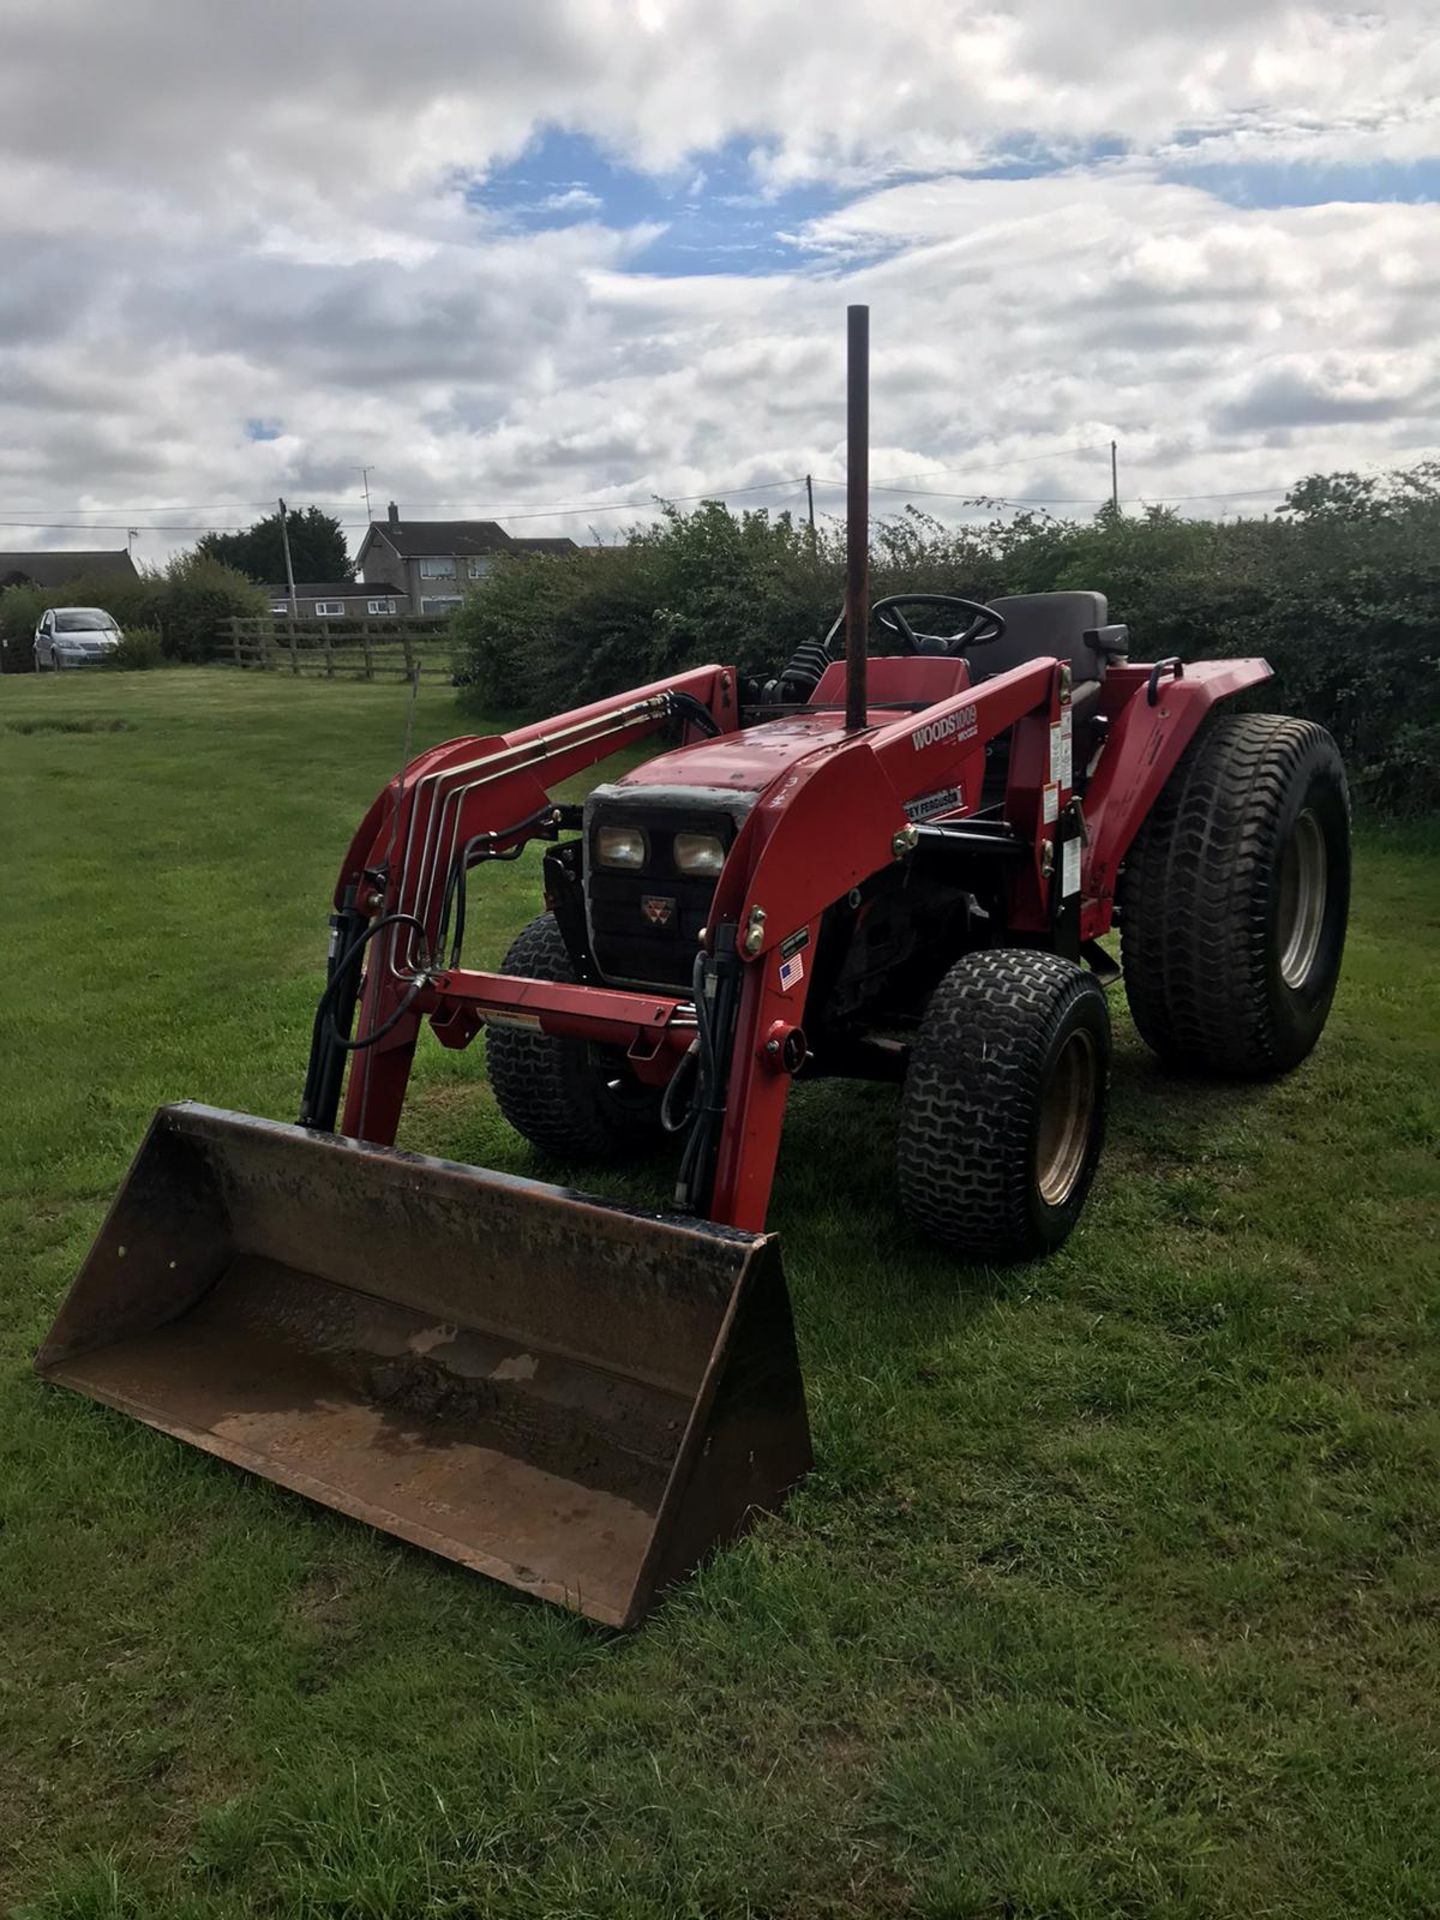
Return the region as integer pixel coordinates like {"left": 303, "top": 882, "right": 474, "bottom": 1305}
{"left": 969, "top": 592, "right": 1126, "bottom": 689}
{"left": 968, "top": 592, "right": 1129, "bottom": 800}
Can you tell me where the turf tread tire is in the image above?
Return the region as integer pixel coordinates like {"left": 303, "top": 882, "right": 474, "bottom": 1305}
{"left": 487, "top": 913, "right": 663, "bottom": 1162}
{"left": 897, "top": 949, "right": 1109, "bottom": 1264}
{"left": 1121, "top": 713, "right": 1350, "bottom": 1077}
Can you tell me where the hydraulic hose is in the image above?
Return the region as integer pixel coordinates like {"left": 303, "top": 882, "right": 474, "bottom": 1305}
{"left": 318, "top": 912, "right": 431, "bottom": 1052}
{"left": 673, "top": 930, "right": 740, "bottom": 1213}
{"left": 435, "top": 802, "right": 556, "bottom": 971}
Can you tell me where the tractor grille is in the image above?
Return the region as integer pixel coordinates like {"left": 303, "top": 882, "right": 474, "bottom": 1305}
{"left": 583, "top": 789, "right": 746, "bottom": 991}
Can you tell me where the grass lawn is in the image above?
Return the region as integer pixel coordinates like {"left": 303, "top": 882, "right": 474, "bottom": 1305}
{"left": 2, "top": 667, "right": 1437, "bottom": 1920}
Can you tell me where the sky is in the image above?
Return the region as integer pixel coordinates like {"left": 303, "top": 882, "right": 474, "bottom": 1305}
{"left": 1, "top": 0, "right": 1438, "bottom": 565}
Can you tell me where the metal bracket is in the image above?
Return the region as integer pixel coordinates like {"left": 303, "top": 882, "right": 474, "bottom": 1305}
{"left": 1147, "top": 657, "right": 1184, "bottom": 706}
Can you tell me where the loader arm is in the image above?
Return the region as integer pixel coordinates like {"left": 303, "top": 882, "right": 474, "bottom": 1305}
{"left": 324, "top": 666, "right": 739, "bottom": 1145}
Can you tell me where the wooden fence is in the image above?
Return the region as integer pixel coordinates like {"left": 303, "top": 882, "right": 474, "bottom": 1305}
{"left": 223, "top": 615, "right": 458, "bottom": 681}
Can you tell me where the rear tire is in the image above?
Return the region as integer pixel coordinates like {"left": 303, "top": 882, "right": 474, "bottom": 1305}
{"left": 1121, "top": 713, "right": 1350, "bottom": 1077}
{"left": 897, "top": 950, "right": 1110, "bottom": 1263}
{"left": 487, "top": 912, "right": 665, "bottom": 1163}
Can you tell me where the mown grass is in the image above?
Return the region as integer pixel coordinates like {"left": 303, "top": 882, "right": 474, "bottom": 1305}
{"left": 2, "top": 667, "right": 1437, "bottom": 1920}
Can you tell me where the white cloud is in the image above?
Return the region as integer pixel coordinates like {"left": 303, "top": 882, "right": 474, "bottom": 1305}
{"left": 0, "top": 0, "right": 1437, "bottom": 562}
{"left": 539, "top": 187, "right": 605, "bottom": 213}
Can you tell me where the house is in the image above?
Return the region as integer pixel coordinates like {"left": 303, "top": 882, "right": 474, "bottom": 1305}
{"left": 355, "top": 504, "right": 578, "bottom": 613}
{"left": 264, "top": 580, "right": 407, "bottom": 618}
{"left": 511, "top": 536, "right": 583, "bottom": 556}
{"left": 0, "top": 549, "right": 139, "bottom": 591}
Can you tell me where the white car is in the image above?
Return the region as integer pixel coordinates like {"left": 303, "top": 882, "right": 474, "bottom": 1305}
{"left": 34, "top": 607, "right": 123, "bottom": 670}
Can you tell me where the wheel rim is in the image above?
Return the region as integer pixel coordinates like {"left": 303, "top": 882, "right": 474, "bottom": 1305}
{"left": 1036, "top": 1029, "right": 1097, "bottom": 1208}
{"left": 1277, "top": 808, "right": 1327, "bottom": 989}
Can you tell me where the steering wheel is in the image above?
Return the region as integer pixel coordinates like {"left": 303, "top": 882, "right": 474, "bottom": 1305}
{"left": 870, "top": 593, "right": 1007, "bottom": 657}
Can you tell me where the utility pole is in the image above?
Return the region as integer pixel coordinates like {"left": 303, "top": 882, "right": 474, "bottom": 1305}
{"left": 805, "top": 472, "right": 816, "bottom": 543}
{"left": 127, "top": 527, "right": 138, "bottom": 561}
{"left": 1110, "top": 440, "right": 1119, "bottom": 514}
{"left": 277, "top": 497, "right": 298, "bottom": 616}
{"left": 359, "top": 467, "right": 373, "bottom": 521}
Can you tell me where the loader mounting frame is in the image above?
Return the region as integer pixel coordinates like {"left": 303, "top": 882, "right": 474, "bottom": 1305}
{"left": 319, "top": 652, "right": 1269, "bottom": 1233}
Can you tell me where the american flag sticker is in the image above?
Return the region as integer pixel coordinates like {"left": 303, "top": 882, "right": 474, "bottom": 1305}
{"left": 779, "top": 951, "right": 805, "bottom": 993}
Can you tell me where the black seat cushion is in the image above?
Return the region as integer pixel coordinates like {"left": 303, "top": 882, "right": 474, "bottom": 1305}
{"left": 971, "top": 591, "right": 1109, "bottom": 685}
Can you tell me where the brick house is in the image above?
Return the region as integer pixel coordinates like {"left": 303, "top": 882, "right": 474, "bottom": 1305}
{"left": 355, "top": 504, "right": 578, "bottom": 613}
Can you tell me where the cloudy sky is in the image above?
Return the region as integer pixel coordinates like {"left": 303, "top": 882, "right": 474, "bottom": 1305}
{"left": 2, "top": 0, "right": 1438, "bottom": 563}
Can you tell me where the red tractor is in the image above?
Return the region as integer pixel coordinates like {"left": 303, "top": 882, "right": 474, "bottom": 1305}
{"left": 38, "top": 312, "right": 1350, "bottom": 1627}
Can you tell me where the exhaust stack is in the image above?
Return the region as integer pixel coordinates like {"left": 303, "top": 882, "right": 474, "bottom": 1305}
{"left": 844, "top": 302, "right": 870, "bottom": 732}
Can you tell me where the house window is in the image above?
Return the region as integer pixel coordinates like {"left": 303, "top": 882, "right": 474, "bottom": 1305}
{"left": 419, "top": 557, "right": 455, "bottom": 578}
{"left": 466, "top": 556, "right": 491, "bottom": 580}
{"left": 270, "top": 601, "right": 291, "bottom": 615}
{"left": 367, "top": 598, "right": 396, "bottom": 615}
{"left": 314, "top": 601, "right": 345, "bottom": 617}
{"left": 420, "top": 597, "right": 463, "bottom": 615}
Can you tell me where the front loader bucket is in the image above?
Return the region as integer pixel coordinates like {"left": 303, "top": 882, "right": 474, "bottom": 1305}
{"left": 35, "top": 1104, "right": 811, "bottom": 1627}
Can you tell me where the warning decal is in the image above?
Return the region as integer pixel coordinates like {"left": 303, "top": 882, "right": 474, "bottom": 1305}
{"left": 1050, "top": 710, "right": 1074, "bottom": 789}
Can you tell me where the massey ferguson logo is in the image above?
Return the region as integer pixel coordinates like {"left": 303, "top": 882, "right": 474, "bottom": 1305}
{"left": 642, "top": 895, "right": 676, "bottom": 927}
{"left": 911, "top": 704, "right": 977, "bottom": 753}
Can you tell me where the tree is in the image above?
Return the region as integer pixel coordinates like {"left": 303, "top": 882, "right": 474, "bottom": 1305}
{"left": 198, "top": 505, "right": 352, "bottom": 585}
{"left": 155, "top": 553, "right": 269, "bottom": 660}
{"left": 1280, "top": 471, "right": 1384, "bottom": 523}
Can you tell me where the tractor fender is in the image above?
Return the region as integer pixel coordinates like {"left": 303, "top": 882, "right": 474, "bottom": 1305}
{"left": 1082, "top": 658, "right": 1272, "bottom": 929}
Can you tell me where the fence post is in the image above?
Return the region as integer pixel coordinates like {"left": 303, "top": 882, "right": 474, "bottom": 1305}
{"left": 322, "top": 626, "right": 334, "bottom": 678}
{"left": 401, "top": 627, "right": 415, "bottom": 681}
{"left": 230, "top": 620, "right": 243, "bottom": 669}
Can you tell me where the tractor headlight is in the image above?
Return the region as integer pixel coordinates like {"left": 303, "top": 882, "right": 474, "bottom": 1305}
{"left": 596, "top": 824, "right": 648, "bottom": 870}
{"left": 673, "top": 832, "right": 726, "bottom": 877}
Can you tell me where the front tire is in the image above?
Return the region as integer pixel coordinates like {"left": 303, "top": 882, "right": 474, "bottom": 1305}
{"left": 487, "top": 912, "right": 665, "bottom": 1163}
{"left": 1121, "top": 713, "right": 1350, "bottom": 1077}
{"left": 897, "top": 950, "right": 1110, "bottom": 1262}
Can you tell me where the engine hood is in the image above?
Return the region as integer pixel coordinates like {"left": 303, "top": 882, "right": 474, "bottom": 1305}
{"left": 613, "top": 712, "right": 851, "bottom": 801}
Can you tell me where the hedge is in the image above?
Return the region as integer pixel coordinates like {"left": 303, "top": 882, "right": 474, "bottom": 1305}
{"left": 455, "top": 469, "right": 1440, "bottom": 815}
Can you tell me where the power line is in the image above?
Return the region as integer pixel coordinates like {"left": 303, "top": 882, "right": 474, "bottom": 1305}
{"left": 0, "top": 498, "right": 364, "bottom": 516}
{"left": 0, "top": 519, "right": 257, "bottom": 533}
{"left": 0, "top": 476, "right": 808, "bottom": 533}
{"left": 396, "top": 479, "right": 801, "bottom": 512}
{"left": 810, "top": 476, "right": 1298, "bottom": 508}
{"left": 5, "top": 464, "right": 1378, "bottom": 539}
{"left": 2, "top": 444, "right": 1427, "bottom": 533}
{"left": 0, "top": 477, "right": 803, "bottom": 520}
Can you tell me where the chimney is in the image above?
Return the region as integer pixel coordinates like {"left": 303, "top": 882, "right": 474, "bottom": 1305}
{"left": 387, "top": 501, "right": 400, "bottom": 531}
